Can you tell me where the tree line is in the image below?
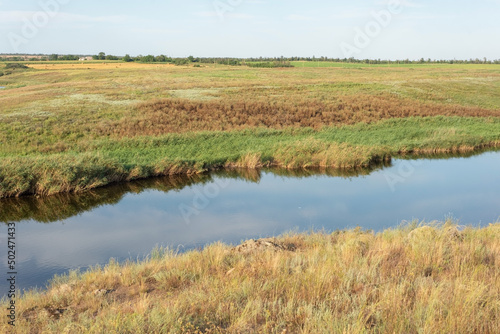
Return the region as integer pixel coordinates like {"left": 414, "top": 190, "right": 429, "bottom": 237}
{"left": 1, "top": 53, "right": 499, "bottom": 65}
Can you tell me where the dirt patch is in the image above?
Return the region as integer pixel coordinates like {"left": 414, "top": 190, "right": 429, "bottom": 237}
{"left": 233, "top": 238, "right": 296, "bottom": 253}
{"left": 169, "top": 88, "right": 222, "bottom": 101}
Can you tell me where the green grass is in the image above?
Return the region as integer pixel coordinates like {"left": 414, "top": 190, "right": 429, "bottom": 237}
{"left": 1, "top": 116, "right": 499, "bottom": 198}
{"left": 290, "top": 61, "right": 500, "bottom": 69}
{"left": 3, "top": 221, "right": 499, "bottom": 333}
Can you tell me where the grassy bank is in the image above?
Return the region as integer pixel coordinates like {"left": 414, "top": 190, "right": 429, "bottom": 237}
{"left": 1, "top": 116, "right": 500, "bottom": 198}
{"left": 1, "top": 62, "right": 500, "bottom": 197}
{"left": 2, "top": 221, "right": 499, "bottom": 333}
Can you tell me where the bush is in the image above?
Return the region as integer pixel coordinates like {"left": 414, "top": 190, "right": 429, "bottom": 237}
{"left": 248, "top": 61, "right": 294, "bottom": 68}
{"left": 174, "top": 58, "right": 190, "bottom": 66}
{"left": 5, "top": 63, "right": 29, "bottom": 70}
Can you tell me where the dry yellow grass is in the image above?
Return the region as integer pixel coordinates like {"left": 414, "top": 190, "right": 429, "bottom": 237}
{"left": 26, "top": 62, "right": 177, "bottom": 70}
{"left": 3, "top": 221, "right": 499, "bottom": 333}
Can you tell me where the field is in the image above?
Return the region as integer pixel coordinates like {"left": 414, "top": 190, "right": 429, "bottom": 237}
{"left": 2, "top": 221, "right": 499, "bottom": 333}
{"left": 1, "top": 62, "right": 500, "bottom": 197}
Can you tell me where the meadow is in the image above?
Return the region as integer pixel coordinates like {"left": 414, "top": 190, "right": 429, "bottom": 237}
{"left": 2, "top": 221, "right": 499, "bottom": 333}
{"left": 2, "top": 61, "right": 500, "bottom": 333}
{"left": 1, "top": 61, "right": 500, "bottom": 197}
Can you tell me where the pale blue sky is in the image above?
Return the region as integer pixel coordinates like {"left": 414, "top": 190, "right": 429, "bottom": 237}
{"left": 1, "top": 0, "right": 499, "bottom": 59}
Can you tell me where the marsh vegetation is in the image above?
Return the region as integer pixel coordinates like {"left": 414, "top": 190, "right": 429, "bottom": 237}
{"left": 0, "top": 62, "right": 499, "bottom": 198}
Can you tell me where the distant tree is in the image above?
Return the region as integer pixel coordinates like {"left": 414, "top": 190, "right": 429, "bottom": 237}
{"left": 187, "top": 55, "right": 195, "bottom": 62}
{"left": 123, "top": 54, "right": 132, "bottom": 62}
{"left": 5, "top": 63, "right": 29, "bottom": 69}
{"left": 174, "top": 58, "right": 190, "bottom": 66}
{"left": 98, "top": 52, "right": 106, "bottom": 60}
{"left": 49, "top": 54, "right": 58, "bottom": 61}
{"left": 58, "top": 55, "right": 79, "bottom": 60}
{"left": 155, "top": 55, "right": 166, "bottom": 62}
{"left": 140, "top": 55, "right": 155, "bottom": 63}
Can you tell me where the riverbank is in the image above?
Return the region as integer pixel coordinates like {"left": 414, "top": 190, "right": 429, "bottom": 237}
{"left": 2, "top": 221, "right": 499, "bottom": 333}
{"left": 1, "top": 116, "right": 500, "bottom": 198}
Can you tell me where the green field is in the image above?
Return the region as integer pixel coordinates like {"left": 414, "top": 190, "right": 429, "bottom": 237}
{"left": 1, "top": 61, "right": 499, "bottom": 197}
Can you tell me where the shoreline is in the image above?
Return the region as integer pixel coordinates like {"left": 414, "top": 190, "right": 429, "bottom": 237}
{"left": 1, "top": 138, "right": 499, "bottom": 200}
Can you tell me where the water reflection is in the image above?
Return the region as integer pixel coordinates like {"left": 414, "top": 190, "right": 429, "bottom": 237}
{"left": 0, "top": 174, "right": 211, "bottom": 223}
{"left": 0, "top": 165, "right": 385, "bottom": 223}
{"left": 0, "top": 151, "right": 499, "bottom": 295}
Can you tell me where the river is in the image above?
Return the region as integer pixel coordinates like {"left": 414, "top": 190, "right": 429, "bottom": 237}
{"left": 1, "top": 151, "right": 499, "bottom": 295}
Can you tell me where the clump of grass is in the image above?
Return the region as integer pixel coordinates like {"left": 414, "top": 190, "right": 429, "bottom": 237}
{"left": 247, "top": 61, "right": 294, "bottom": 68}
{"left": 3, "top": 221, "right": 499, "bottom": 333}
{"left": 0, "top": 154, "right": 128, "bottom": 197}
{"left": 271, "top": 139, "right": 390, "bottom": 168}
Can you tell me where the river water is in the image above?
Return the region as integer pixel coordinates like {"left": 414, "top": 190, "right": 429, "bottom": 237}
{"left": 1, "top": 151, "right": 499, "bottom": 295}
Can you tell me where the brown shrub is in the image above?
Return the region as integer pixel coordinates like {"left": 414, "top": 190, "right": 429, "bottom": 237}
{"left": 94, "top": 94, "right": 500, "bottom": 138}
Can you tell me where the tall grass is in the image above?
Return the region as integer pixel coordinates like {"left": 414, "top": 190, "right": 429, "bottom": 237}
{"left": 3, "top": 221, "right": 499, "bottom": 333}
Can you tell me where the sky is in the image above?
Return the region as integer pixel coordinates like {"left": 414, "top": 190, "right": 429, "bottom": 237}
{"left": 0, "top": 0, "right": 499, "bottom": 60}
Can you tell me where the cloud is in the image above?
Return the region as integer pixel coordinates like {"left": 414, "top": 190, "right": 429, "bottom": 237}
{"left": 132, "top": 27, "right": 187, "bottom": 35}
{"left": 194, "top": 11, "right": 254, "bottom": 19}
{"left": 59, "top": 12, "right": 129, "bottom": 23}
{"left": 377, "top": 0, "right": 424, "bottom": 8}
{"left": 0, "top": 10, "right": 35, "bottom": 22}
{"left": 329, "top": 9, "right": 373, "bottom": 19}
{"left": 401, "top": 14, "right": 456, "bottom": 20}
{"left": 286, "top": 14, "right": 314, "bottom": 21}
{"left": 0, "top": 10, "right": 129, "bottom": 24}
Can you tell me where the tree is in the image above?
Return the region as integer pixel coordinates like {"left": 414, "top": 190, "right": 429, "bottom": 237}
{"left": 155, "top": 55, "right": 166, "bottom": 62}
{"left": 98, "top": 52, "right": 106, "bottom": 60}
{"left": 123, "top": 54, "right": 132, "bottom": 62}
{"left": 49, "top": 54, "right": 58, "bottom": 61}
{"left": 174, "top": 58, "right": 189, "bottom": 66}
{"left": 140, "top": 55, "right": 155, "bottom": 63}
